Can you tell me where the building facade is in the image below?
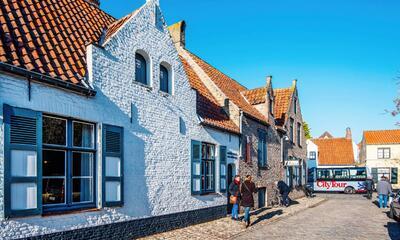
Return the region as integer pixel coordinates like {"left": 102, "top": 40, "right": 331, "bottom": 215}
{"left": 0, "top": 0, "right": 240, "bottom": 239}
{"left": 360, "top": 129, "right": 400, "bottom": 189}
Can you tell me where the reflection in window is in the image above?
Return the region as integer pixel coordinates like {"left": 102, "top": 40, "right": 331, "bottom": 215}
{"left": 73, "top": 122, "right": 94, "bottom": 148}
{"left": 43, "top": 116, "right": 66, "bottom": 145}
{"left": 201, "top": 143, "right": 215, "bottom": 193}
{"left": 42, "top": 150, "right": 66, "bottom": 205}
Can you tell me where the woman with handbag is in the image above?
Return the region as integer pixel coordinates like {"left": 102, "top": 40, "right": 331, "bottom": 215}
{"left": 229, "top": 175, "right": 241, "bottom": 221}
{"left": 240, "top": 175, "right": 258, "bottom": 228}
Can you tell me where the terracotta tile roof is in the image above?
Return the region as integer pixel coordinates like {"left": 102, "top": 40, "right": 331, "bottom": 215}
{"left": 312, "top": 138, "right": 355, "bottom": 166}
{"left": 180, "top": 56, "right": 240, "bottom": 134}
{"left": 242, "top": 87, "right": 267, "bottom": 105}
{"left": 185, "top": 51, "right": 266, "bottom": 123}
{"left": 273, "top": 88, "right": 293, "bottom": 126}
{"left": 103, "top": 10, "right": 139, "bottom": 43}
{"left": 364, "top": 129, "right": 400, "bottom": 145}
{"left": 0, "top": 0, "right": 115, "bottom": 86}
{"left": 319, "top": 131, "right": 334, "bottom": 139}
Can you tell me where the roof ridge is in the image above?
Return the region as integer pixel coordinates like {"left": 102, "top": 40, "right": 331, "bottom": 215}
{"left": 364, "top": 129, "right": 400, "bottom": 133}
{"left": 80, "top": 0, "right": 117, "bottom": 20}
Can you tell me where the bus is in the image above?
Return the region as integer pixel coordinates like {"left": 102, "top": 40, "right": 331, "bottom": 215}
{"left": 308, "top": 167, "right": 368, "bottom": 194}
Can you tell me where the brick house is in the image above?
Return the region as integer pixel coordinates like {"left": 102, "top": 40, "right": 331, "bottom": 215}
{"left": 359, "top": 129, "right": 400, "bottom": 189}
{"left": 0, "top": 0, "right": 240, "bottom": 239}
{"left": 171, "top": 22, "right": 305, "bottom": 207}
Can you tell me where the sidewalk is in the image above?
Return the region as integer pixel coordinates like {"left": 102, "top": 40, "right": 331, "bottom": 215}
{"left": 139, "top": 197, "right": 326, "bottom": 240}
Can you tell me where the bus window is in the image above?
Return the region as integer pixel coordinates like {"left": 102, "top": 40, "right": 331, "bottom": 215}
{"left": 317, "top": 169, "right": 332, "bottom": 180}
{"left": 350, "top": 168, "right": 367, "bottom": 180}
{"left": 333, "top": 169, "right": 349, "bottom": 180}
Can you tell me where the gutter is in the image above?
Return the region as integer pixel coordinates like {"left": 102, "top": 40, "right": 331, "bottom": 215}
{"left": 0, "top": 62, "right": 97, "bottom": 97}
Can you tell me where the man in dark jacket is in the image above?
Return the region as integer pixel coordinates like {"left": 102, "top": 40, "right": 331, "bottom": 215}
{"left": 364, "top": 177, "right": 374, "bottom": 200}
{"left": 377, "top": 176, "right": 392, "bottom": 208}
{"left": 240, "top": 175, "right": 258, "bottom": 228}
{"left": 228, "top": 175, "right": 241, "bottom": 221}
{"left": 277, "top": 180, "right": 291, "bottom": 207}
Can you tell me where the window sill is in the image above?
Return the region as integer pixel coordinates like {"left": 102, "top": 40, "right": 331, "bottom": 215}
{"left": 133, "top": 80, "right": 153, "bottom": 91}
{"left": 42, "top": 208, "right": 100, "bottom": 217}
{"left": 158, "top": 90, "right": 171, "bottom": 97}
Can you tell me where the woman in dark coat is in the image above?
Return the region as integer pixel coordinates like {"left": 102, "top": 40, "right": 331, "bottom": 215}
{"left": 241, "top": 175, "right": 258, "bottom": 227}
{"left": 229, "top": 175, "right": 241, "bottom": 221}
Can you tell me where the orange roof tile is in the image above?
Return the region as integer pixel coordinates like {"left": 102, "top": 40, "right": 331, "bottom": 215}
{"left": 180, "top": 55, "right": 240, "bottom": 134}
{"left": 103, "top": 10, "right": 139, "bottom": 43}
{"left": 364, "top": 129, "right": 400, "bottom": 145}
{"left": 185, "top": 51, "right": 267, "bottom": 123}
{"left": 273, "top": 88, "right": 292, "bottom": 126}
{"left": 312, "top": 138, "right": 355, "bottom": 166}
{"left": 242, "top": 87, "right": 267, "bottom": 105}
{"left": 0, "top": 0, "right": 115, "bottom": 86}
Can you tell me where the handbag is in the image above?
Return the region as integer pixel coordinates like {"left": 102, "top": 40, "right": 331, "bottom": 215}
{"left": 230, "top": 195, "right": 238, "bottom": 204}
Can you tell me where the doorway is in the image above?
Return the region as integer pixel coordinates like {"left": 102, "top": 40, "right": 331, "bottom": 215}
{"left": 227, "top": 164, "right": 235, "bottom": 214}
{"left": 258, "top": 187, "right": 267, "bottom": 208}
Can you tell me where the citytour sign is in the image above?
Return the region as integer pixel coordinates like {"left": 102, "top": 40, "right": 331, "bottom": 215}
{"left": 314, "top": 180, "right": 366, "bottom": 192}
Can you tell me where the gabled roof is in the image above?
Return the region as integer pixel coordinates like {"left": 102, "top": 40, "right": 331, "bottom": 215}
{"left": 180, "top": 56, "right": 240, "bottom": 134}
{"left": 184, "top": 51, "right": 267, "bottom": 123}
{"left": 364, "top": 129, "right": 400, "bottom": 145}
{"left": 0, "top": 0, "right": 115, "bottom": 87}
{"left": 242, "top": 87, "right": 267, "bottom": 105}
{"left": 319, "top": 131, "right": 334, "bottom": 139}
{"left": 273, "top": 88, "right": 293, "bottom": 126}
{"left": 103, "top": 9, "right": 140, "bottom": 44}
{"left": 312, "top": 138, "right": 355, "bottom": 166}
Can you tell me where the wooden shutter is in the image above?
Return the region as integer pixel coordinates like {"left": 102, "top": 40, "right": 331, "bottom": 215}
{"left": 258, "top": 131, "right": 267, "bottom": 167}
{"left": 4, "top": 104, "right": 42, "bottom": 217}
{"left": 219, "top": 146, "right": 227, "bottom": 193}
{"left": 391, "top": 168, "right": 398, "bottom": 184}
{"left": 371, "top": 168, "right": 378, "bottom": 183}
{"left": 102, "top": 124, "right": 124, "bottom": 207}
{"left": 191, "top": 140, "right": 202, "bottom": 195}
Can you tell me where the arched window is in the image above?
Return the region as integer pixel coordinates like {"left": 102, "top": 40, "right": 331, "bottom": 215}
{"left": 160, "top": 65, "right": 169, "bottom": 93}
{"left": 135, "top": 53, "right": 147, "bottom": 85}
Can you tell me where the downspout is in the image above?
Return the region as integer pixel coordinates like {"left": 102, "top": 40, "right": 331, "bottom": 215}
{"left": 239, "top": 110, "right": 243, "bottom": 161}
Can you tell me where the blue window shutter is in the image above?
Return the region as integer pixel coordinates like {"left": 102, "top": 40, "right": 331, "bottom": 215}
{"left": 263, "top": 133, "right": 267, "bottom": 167}
{"left": 191, "top": 140, "right": 202, "bottom": 195}
{"left": 258, "top": 131, "right": 262, "bottom": 167}
{"left": 4, "top": 104, "right": 42, "bottom": 218}
{"left": 219, "top": 146, "right": 227, "bottom": 193}
{"left": 391, "top": 168, "right": 398, "bottom": 184}
{"left": 102, "top": 124, "right": 124, "bottom": 207}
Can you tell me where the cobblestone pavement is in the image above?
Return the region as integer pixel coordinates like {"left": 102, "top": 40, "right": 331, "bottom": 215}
{"left": 235, "top": 193, "right": 400, "bottom": 240}
{"left": 139, "top": 196, "right": 326, "bottom": 240}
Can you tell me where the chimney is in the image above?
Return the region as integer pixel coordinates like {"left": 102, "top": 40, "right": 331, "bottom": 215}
{"left": 266, "top": 76, "right": 272, "bottom": 86}
{"left": 223, "top": 98, "right": 230, "bottom": 117}
{"left": 168, "top": 21, "right": 186, "bottom": 48}
{"left": 345, "top": 127, "right": 352, "bottom": 140}
{"left": 85, "top": 0, "right": 100, "bottom": 7}
{"left": 292, "top": 79, "right": 297, "bottom": 88}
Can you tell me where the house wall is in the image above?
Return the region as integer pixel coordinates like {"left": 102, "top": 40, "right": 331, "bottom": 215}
{"left": 0, "top": 2, "right": 240, "bottom": 239}
{"left": 306, "top": 139, "right": 318, "bottom": 170}
{"left": 365, "top": 144, "right": 400, "bottom": 188}
{"left": 239, "top": 116, "right": 282, "bottom": 207}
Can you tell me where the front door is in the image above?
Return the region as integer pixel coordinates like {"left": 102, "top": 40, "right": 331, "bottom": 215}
{"left": 227, "top": 164, "right": 234, "bottom": 213}
{"left": 258, "top": 187, "right": 266, "bottom": 208}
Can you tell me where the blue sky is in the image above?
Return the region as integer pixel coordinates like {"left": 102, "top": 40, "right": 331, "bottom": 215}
{"left": 101, "top": 0, "right": 400, "bottom": 142}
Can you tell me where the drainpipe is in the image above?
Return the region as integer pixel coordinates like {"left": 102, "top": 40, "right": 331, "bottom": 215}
{"left": 239, "top": 110, "right": 244, "bottom": 160}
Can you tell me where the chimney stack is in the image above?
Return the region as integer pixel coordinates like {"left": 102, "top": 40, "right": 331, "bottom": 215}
{"left": 168, "top": 21, "right": 186, "bottom": 48}
{"left": 85, "top": 0, "right": 100, "bottom": 7}
{"left": 345, "top": 127, "right": 352, "bottom": 140}
{"left": 223, "top": 98, "right": 230, "bottom": 117}
{"left": 266, "top": 76, "right": 272, "bottom": 86}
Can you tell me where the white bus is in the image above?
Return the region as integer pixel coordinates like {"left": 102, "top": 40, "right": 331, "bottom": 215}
{"left": 308, "top": 167, "right": 368, "bottom": 194}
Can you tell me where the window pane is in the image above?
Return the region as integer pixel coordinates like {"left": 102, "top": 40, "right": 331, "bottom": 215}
{"left": 193, "top": 179, "right": 201, "bottom": 192}
{"left": 73, "top": 122, "right": 94, "bottom": 148}
{"left": 11, "top": 150, "right": 37, "bottom": 177}
{"left": 43, "top": 116, "right": 66, "bottom": 145}
{"left": 43, "top": 150, "right": 65, "bottom": 176}
{"left": 72, "top": 178, "right": 93, "bottom": 203}
{"left": 106, "top": 156, "right": 121, "bottom": 177}
{"left": 106, "top": 181, "right": 121, "bottom": 202}
{"left": 135, "top": 53, "right": 147, "bottom": 85}
{"left": 160, "top": 65, "right": 169, "bottom": 93}
{"left": 73, "top": 152, "right": 93, "bottom": 177}
{"left": 42, "top": 178, "right": 65, "bottom": 205}
{"left": 11, "top": 183, "right": 37, "bottom": 210}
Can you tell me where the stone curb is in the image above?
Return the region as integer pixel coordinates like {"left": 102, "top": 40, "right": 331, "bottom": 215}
{"left": 228, "top": 197, "right": 328, "bottom": 239}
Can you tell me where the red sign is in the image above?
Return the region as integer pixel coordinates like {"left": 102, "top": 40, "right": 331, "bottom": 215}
{"left": 317, "top": 180, "right": 347, "bottom": 189}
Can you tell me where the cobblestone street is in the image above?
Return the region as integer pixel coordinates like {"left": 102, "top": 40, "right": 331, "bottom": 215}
{"left": 236, "top": 194, "right": 400, "bottom": 240}
{"left": 141, "top": 194, "right": 400, "bottom": 240}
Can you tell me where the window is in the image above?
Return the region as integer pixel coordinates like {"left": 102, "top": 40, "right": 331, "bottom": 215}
{"left": 160, "top": 65, "right": 169, "bottom": 93}
{"left": 289, "top": 118, "right": 294, "bottom": 142}
{"left": 258, "top": 130, "right": 267, "bottom": 167}
{"left": 135, "top": 53, "right": 148, "bottom": 85}
{"left": 191, "top": 141, "right": 216, "bottom": 195}
{"left": 42, "top": 117, "right": 95, "bottom": 212}
{"left": 297, "top": 122, "right": 301, "bottom": 146}
{"left": 294, "top": 98, "right": 297, "bottom": 114}
{"left": 219, "top": 146, "right": 227, "bottom": 192}
{"left": 333, "top": 169, "right": 349, "bottom": 180}
{"left": 377, "top": 148, "right": 390, "bottom": 159}
{"left": 391, "top": 168, "right": 398, "bottom": 184}
{"left": 309, "top": 151, "right": 316, "bottom": 160}
{"left": 317, "top": 169, "right": 332, "bottom": 180}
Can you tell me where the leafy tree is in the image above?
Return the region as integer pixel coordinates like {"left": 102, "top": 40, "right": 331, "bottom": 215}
{"left": 303, "top": 121, "right": 312, "bottom": 139}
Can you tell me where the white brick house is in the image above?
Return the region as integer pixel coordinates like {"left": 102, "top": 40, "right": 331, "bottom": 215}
{"left": 0, "top": 0, "right": 239, "bottom": 238}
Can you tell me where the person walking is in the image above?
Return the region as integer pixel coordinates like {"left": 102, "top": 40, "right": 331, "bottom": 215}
{"left": 277, "top": 180, "right": 291, "bottom": 207}
{"left": 240, "top": 175, "right": 258, "bottom": 228}
{"left": 229, "top": 175, "right": 241, "bottom": 221}
{"left": 376, "top": 176, "right": 392, "bottom": 209}
{"left": 364, "top": 176, "right": 374, "bottom": 200}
